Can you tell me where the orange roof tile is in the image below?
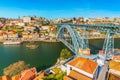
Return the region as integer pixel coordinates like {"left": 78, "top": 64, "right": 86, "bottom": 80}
{"left": 99, "top": 50, "right": 105, "bottom": 54}
{"left": 63, "top": 76, "right": 72, "bottom": 80}
{"left": 0, "top": 77, "right": 2, "bottom": 80}
{"left": 21, "top": 68, "right": 38, "bottom": 80}
{"left": 2, "top": 76, "right": 11, "bottom": 80}
{"left": 86, "top": 54, "right": 92, "bottom": 56}
{"left": 68, "top": 57, "right": 98, "bottom": 74}
{"left": 34, "top": 72, "right": 45, "bottom": 80}
{"left": 21, "top": 70, "right": 36, "bottom": 80}
{"left": 109, "top": 60, "right": 120, "bottom": 71}
{"left": 11, "top": 75, "right": 20, "bottom": 80}
{"left": 113, "top": 56, "right": 120, "bottom": 61}
{"left": 69, "top": 70, "right": 92, "bottom": 80}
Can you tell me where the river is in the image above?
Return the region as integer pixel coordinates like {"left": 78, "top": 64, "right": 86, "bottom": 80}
{"left": 0, "top": 38, "right": 120, "bottom": 76}
{"left": 0, "top": 42, "right": 66, "bottom": 75}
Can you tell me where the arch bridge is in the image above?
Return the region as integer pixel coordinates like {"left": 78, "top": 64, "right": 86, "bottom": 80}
{"left": 56, "top": 23, "right": 120, "bottom": 58}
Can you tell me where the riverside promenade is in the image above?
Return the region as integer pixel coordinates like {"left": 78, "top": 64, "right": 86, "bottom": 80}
{"left": 0, "top": 38, "right": 60, "bottom": 43}
{"left": 0, "top": 35, "right": 120, "bottom": 43}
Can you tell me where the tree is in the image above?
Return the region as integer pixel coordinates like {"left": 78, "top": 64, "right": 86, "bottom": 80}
{"left": 60, "top": 49, "right": 72, "bottom": 60}
{"left": 3, "top": 61, "right": 30, "bottom": 76}
{"left": 43, "top": 68, "right": 66, "bottom": 80}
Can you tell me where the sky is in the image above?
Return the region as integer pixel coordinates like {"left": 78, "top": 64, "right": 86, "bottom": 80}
{"left": 0, "top": 0, "right": 120, "bottom": 19}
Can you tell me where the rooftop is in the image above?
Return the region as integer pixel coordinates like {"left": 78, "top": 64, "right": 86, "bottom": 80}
{"left": 69, "top": 70, "right": 92, "bottom": 80}
{"left": 11, "top": 75, "right": 20, "bottom": 80}
{"left": 108, "top": 73, "right": 120, "bottom": 80}
{"left": 113, "top": 55, "right": 120, "bottom": 62}
{"left": 68, "top": 57, "right": 98, "bottom": 74}
{"left": 109, "top": 60, "right": 120, "bottom": 71}
{"left": 2, "top": 76, "right": 11, "bottom": 80}
{"left": 21, "top": 67, "right": 38, "bottom": 80}
{"left": 34, "top": 72, "right": 45, "bottom": 80}
{"left": 63, "top": 76, "right": 73, "bottom": 80}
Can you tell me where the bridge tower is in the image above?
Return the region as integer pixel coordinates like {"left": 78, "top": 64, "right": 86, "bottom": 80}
{"left": 83, "top": 28, "right": 89, "bottom": 49}
{"left": 101, "top": 30, "right": 114, "bottom": 60}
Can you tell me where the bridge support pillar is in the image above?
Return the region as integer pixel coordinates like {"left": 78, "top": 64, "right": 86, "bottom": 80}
{"left": 83, "top": 28, "right": 89, "bottom": 49}
{"left": 101, "top": 31, "right": 114, "bottom": 60}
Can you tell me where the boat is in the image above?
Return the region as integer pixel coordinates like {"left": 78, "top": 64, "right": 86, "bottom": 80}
{"left": 26, "top": 44, "right": 39, "bottom": 49}
{"left": 3, "top": 41, "right": 22, "bottom": 45}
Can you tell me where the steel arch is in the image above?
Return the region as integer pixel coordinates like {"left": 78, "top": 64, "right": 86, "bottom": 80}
{"left": 57, "top": 25, "right": 85, "bottom": 55}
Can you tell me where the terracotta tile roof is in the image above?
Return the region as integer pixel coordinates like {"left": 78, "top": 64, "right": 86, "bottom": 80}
{"left": 34, "top": 72, "right": 45, "bottom": 80}
{"left": 99, "top": 50, "right": 105, "bottom": 54}
{"left": 113, "top": 56, "right": 120, "bottom": 61}
{"left": 63, "top": 76, "right": 73, "bottom": 80}
{"left": 21, "top": 70, "right": 36, "bottom": 80}
{"left": 20, "top": 68, "right": 38, "bottom": 80}
{"left": 0, "top": 77, "right": 2, "bottom": 80}
{"left": 2, "top": 76, "right": 11, "bottom": 80}
{"left": 11, "top": 75, "right": 20, "bottom": 80}
{"left": 86, "top": 54, "right": 92, "bottom": 56}
{"left": 69, "top": 70, "right": 92, "bottom": 80}
{"left": 68, "top": 57, "right": 98, "bottom": 74}
{"left": 109, "top": 60, "right": 120, "bottom": 71}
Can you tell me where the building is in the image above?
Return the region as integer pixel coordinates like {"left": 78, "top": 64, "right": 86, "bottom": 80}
{"left": 20, "top": 67, "right": 38, "bottom": 80}
{"left": 24, "top": 26, "right": 35, "bottom": 32}
{"left": 0, "top": 68, "right": 37, "bottom": 80}
{"left": 78, "top": 48, "right": 90, "bottom": 55}
{"left": 11, "top": 75, "right": 20, "bottom": 80}
{"left": 107, "top": 60, "right": 120, "bottom": 80}
{"left": 77, "top": 17, "right": 84, "bottom": 24}
{"left": 41, "top": 26, "right": 50, "bottom": 31}
{"left": 64, "top": 57, "right": 99, "bottom": 80}
{"left": 1, "top": 76, "right": 11, "bottom": 80}
{"left": 112, "top": 49, "right": 120, "bottom": 62}
{"left": 23, "top": 16, "right": 31, "bottom": 23}
{"left": 112, "top": 55, "right": 120, "bottom": 62}
{"left": 34, "top": 72, "right": 46, "bottom": 80}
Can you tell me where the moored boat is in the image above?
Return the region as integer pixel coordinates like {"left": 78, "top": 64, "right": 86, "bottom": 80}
{"left": 26, "top": 44, "right": 39, "bottom": 49}
{"left": 3, "top": 41, "right": 22, "bottom": 45}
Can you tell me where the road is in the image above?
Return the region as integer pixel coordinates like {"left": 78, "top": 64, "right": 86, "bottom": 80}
{"left": 97, "top": 61, "right": 109, "bottom": 80}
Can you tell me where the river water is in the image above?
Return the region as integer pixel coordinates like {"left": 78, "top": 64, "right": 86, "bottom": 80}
{"left": 0, "top": 38, "right": 120, "bottom": 75}
{"left": 0, "top": 42, "right": 66, "bottom": 75}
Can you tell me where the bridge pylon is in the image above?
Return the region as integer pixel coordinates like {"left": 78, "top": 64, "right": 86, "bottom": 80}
{"left": 83, "top": 28, "right": 89, "bottom": 49}
{"left": 102, "top": 30, "right": 114, "bottom": 60}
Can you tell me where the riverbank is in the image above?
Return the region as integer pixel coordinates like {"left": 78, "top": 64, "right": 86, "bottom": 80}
{"left": 0, "top": 39, "right": 60, "bottom": 43}
{"left": 0, "top": 36, "right": 120, "bottom": 43}
{"left": 23, "top": 39, "right": 60, "bottom": 43}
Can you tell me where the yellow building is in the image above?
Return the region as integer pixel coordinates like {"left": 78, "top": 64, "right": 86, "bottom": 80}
{"left": 107, "top": 60, "right": 120, "bottom": 80}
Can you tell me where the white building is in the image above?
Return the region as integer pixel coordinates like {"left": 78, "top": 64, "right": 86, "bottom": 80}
{"left": 41, "top": 26, "right": 50, "bottom": 30}
{"left": 23, "top": 16, "right": 31, "bottom": 23}
{"left": 17, "top": 22, "right": 25, "bottom": 26}
{"left": 64, "top": 57, "right": 99, "bottom": 80}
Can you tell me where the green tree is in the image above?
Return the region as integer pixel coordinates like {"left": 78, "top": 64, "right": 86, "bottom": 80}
{"left": 43, "top": 69, "right": 66, "bottom": 80}
{"left": 3, "top": 61, "right": 30, "bottom": 76}
{"left": 60, "top": 49, "right": 72, "bottom": 60}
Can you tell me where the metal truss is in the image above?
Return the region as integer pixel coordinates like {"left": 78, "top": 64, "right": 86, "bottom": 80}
{"left": 103, "top": 30, "right": 114, "bottom": 60}
{"left": 57, "top": 25, "right": 85, "bottom": 55}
